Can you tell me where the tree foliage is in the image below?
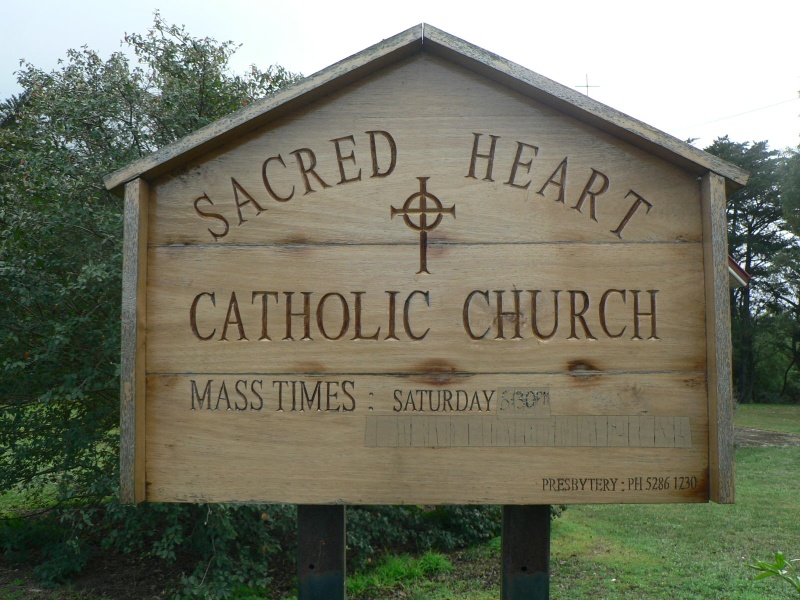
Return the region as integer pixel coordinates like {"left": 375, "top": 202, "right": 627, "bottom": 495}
{"left": 1, "top": 10, "right": 299, "bottom": 504}
{"left": 0, "top": 14, "right": 301, "bottom": 593}
{"left": 705, "top": 138, "right": 800, "bottom": 403}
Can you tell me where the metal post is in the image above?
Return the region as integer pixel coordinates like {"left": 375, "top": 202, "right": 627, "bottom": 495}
{"left": 501, "top": 505, "right": 550, "bottom": 599}
{"left": 297, "top": 505, "right": 346, "bottom": 600}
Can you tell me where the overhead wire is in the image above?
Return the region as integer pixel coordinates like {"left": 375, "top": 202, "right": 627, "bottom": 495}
{"left": 675, "top": 97, "right": 800, "bottom": 132}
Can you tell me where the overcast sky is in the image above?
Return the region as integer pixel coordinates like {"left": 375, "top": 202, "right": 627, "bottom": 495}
{"left": 2, "top": 0, "right": 799, "bottom": 151}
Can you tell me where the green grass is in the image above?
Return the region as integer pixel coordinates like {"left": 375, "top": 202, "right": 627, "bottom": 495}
{"left": 347, "top": 552, "right": 454, "bottom": 597}
{"left": 5, "top": 407, "right": 800, "bottom": 599}
{"left": 734, "top": 403, "right": 800, "bottom": 435}
{"left": 346, "top": 447, "right": 800, "bottom": 599}
{"left": 548, "top": 446, "right": 800, "bottom": 599}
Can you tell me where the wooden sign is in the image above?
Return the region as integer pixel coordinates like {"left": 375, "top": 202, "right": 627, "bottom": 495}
{"left": 107, "top": 25, "right": 748, "bottom": 506}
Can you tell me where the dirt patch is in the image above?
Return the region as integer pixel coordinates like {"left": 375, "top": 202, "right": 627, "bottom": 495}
{"left": 0, "top": 553, "right": 180, "bottom": 600}
{"left": 735, "top": 427, "right": 800, "bottom": 447}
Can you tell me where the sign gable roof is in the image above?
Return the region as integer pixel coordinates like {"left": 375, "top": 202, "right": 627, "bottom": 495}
{"left": 104, "top": 24, "right": 748, "bottom": 195}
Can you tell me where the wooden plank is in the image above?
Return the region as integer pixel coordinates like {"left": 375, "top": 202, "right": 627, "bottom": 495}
{"left": 144, "top": 243, "right": 707, "bottom": 376}
{"left": 111, "top": 44, "right": 737, "bottom": 509}
{"left": 104, "top": 25, "right": 747, "bottom": 197}
{"left": 146, "top": 55, "right": 704, "bottom": 248}
{"left": 119, "top": 178, "right": 149, "bottom": 504}
{"left": 702, "top": 172, "right": 735, "bottom": 503}
{"left": 143, "top": 372, "right": 708, "bottom": 504}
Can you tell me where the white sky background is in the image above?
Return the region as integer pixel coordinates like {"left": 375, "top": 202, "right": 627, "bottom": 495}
{"left": 2, "top": 0, "right": 799, "bottom": 151}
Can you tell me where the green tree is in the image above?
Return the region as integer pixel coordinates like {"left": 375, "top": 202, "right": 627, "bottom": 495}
{"left": 766, "top": 150, "right": 800, "bottom": 398}
{"left": 782, "top": 149, "right": 800, "bottom": 234}
{"left": 705, "top": 137, "right": 789, "bottom": 402}
{"left": 0, "top": 13, "right": 301, "bottom": 590}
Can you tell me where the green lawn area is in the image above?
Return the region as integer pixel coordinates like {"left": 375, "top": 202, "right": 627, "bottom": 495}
{"left": 5, "top": 405, "right": 799, "bottom": 599}
{"left": 546, "top": 446, "right": 800, "bottom": 599}
{"left": 734, "top": 403, "right": 800, "bottom": 435}
{"left": 326, "top": 405, "right": 800, "bottom": 599}
{"left": 326, "top": 446, "right": 800, "bottom": 600}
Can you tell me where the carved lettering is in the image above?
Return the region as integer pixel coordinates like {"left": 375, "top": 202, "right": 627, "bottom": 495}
{"left": 317, "top": 292, "right": 350, "bottom": 340}
{"left": 252, "top": 291, "right": 279, "bottom": 341}
{"left": 632, "top": 290, "right": 659, "bottom": 340}
{"left": 215, "top": 381, "right": 232, "bottom": 410}
{"left": 568, "top": 290, "right": 597, "bottom": 340}
{"left": 463, "top": 290, "right": 491, "bottom": 340}
{"left": 261, "top": 154, "right": 295, "bottom": 202}
{"left": 341, "top": 380, "right": 356, "bottom": 411}
{"left": 283, "top": 292, "right": 313, "bottom": 341}
{"left": 194, "top": 132, "right": 399, "bottom": 240}
{"left": 466, "top": 132, "right": 500, "bottom": 181}
{"left": 190, "top": 292, "right": 217, "bottom": 341}
{"left": 190, "top": 379, "right": 213, "bottom": 410}
{"left": 530, "top": 290, "right": 560, "bottom": 340}
{"left": 300, "top": 381, "right": 322, "bottom": 411}
{"left": 188, "top": 288, "right": 659, "bottom": 344}
{"left": 611, "top": 190, "right": 653, "bottom": 238}
{"left": 392, "top": 388, "right": 495, "bottom": 412}
{"left": 220, "top": 292, "right": 247, "bottom": 341}
{"left": 290, "top": 147, "right": 331, "bottom": 195}
{"left": 572, "top": 169, "right": 610, "bottom": 221}
{"left": 366, "top": 130, "right": 397, "bottom": 178}
{"left": 190, "top": 380, "right": 264, "bottom": 410}
{"left": 599, "top": 289, "right": 627, "bottom": 338}
{"left": 352, "top": 291, "right": 380, "bottom": 340}
{"left": 193, "top": 290, "right": 432, "bottom": 342}
{"left": 494, "top": 289, "right": 523, "bottom": 340}
{"left": 193, "top": 193, "right": 230, "bottom": 241}
{"left": 330, "top": 135, "right": 362, "bottom": 184}
{"left": 250, "top": 380, "right": 264, "bottom": 411}
{"left": 273, "top": 379, "right": 355, "bottom": 412}
{"left": 231, "top": 177, "right": 266, "bottom": 226}
{"left": 234, "top": 379, "right": 249, "bottom": 411}
{"left": 385, "top": 291, "right": 400, "bottom": 340}
{"left": 504, "top": 141, "right": 539, "bottom": 189}
{"left": 404, "top": 290, "right": 431, "bottom": 341}
{"left": 537, "top": 158, "right": 568, "bottom": 203}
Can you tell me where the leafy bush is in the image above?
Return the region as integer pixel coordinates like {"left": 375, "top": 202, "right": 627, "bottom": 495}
{"left": 0, "top": 13, "right": 299, "bottom": 594}
{"left": 346, "top": 505, "right": 499, "bottom": 570}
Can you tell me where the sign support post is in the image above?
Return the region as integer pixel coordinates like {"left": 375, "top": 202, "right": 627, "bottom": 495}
{"left": 501, "top": 505, "right": 551, "bottom": 599}
{"left": 297, "top": 504, "right": 550, "bottom": 599}
{"left": 297, "top": 505, "right": 346, "bottom": 600}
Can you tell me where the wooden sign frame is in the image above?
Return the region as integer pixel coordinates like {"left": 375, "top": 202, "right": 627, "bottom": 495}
{"left": 108, "top": 25, "right": 746, "bottom": 506}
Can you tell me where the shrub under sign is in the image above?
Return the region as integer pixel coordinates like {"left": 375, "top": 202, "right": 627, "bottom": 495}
{"left": 107, "top": 25, "right": 746, "bottom": 507}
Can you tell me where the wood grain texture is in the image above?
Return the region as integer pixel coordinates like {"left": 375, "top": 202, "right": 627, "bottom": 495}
{"left": 145, "top": 373, "right": 708, "bottom": 504}
{"left": 702, "top": 172, "right": 735, "bottom": 503}
{"left": 122, "top": 52, "right": 736, "bottom": 506}
{"left": 147, "top": 56, "right": 703, "bottom": 248}
{"left": 144, "top": 243, "right": 707, "bottom": 376}
{"left": 104, "top": 25, "right": 747, "bottom": 197}
{"left": 120, "top": 178, "right": 149, "bottom": 504}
